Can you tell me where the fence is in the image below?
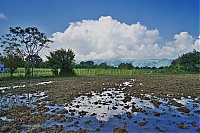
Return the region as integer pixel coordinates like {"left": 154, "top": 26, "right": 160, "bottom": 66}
{"left": 74, "top": 69, "right": 153, "bottom": 76}
{"left": 0, "top": 69, "right": 52, "bottom": 77}
{"left": 0, "top": 68, "right": 155, "bottom": 78}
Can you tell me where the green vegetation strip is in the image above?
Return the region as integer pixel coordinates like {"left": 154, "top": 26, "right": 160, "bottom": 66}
{"left": 0, "top": 68, "right": 164, "bottom": 79}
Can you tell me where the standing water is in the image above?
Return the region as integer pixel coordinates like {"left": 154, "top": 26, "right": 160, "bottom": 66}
{"left": 0, "top": 80, "right": 199, "bottom": 132}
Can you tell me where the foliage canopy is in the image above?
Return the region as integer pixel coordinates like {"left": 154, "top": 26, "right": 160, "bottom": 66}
{"left": 3, "top": 55, "right": 24, "bottom": 76}
{"left": 170, "top": 50, "right": 200, "bottom": 72}
{"left": 46, "top": 48, "right": 75, "bottom": 76}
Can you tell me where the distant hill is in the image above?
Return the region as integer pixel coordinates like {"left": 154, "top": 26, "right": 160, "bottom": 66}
{"left": 132, "top": 59, "right": 173, "bottom": 68}
{"left": 90, "top": 58, "right": 173, "bottom": 68}
{"left": 170, "top": 50, "right": 200, "bottom": 72}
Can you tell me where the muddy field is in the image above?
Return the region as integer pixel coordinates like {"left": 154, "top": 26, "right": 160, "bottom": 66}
{"left": 0, "top": 74, "right": 200, "bottom": 132}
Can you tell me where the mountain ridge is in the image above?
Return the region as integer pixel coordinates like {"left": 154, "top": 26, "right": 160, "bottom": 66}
{"left": 77, "top": 58, "right": 173, "bottom": 68}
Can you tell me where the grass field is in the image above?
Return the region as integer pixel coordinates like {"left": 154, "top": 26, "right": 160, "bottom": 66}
{"left": 0, "top": 68, "right": 52, "bottom": 78}
{"left": 75, "top": 68, "right": 159, "bottom": 75}
{"left": 0, "top": 68, "right": 162, "bottom": 78}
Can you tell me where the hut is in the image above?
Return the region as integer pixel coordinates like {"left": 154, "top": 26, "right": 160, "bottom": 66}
{"left": 0, "top": 62, "right": 6, "bottom": 73}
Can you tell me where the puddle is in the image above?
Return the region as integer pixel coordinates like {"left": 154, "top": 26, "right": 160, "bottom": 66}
{"left": 0, "top": 91, "right": 47, "bottom": 110}
{"left": 0, "top": 116, "right": 13, "bottom": 122}
{"left": 0, "top": 85, "right": 26, "bottom": 93}
{"left": 36, "top": 81, "right": 53, "bottom": 85}
{"left": 0, "top": 81, "right": 52, "bottom": 93}
{"left": 65, "top": 88, "right": 155, "bottom": 122}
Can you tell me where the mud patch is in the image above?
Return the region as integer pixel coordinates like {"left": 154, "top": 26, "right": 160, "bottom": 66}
{"left": 0, "top": 75, "right": 199, "bottom": 133}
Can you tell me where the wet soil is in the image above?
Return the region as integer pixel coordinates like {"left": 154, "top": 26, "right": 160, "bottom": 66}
{"left": 0, "top": 74, "right": 199, "bottom": 132}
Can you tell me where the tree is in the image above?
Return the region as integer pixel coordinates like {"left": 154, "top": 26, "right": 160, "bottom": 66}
{"left": 170, "top": 50, "right": 200, "bottom": 72}
{"left": 0, "top": 54, "right": 4, "bottom": 62}
{"left": 4, "top": 55, "right": 24, "bottom": 76}
{"left": 46, "top": 48, "right": 75, "bottom": 76}
{"left": 0, "top": 26, "right": 53, "bottom": 77}
{"left": 98, "top": 62, "right": 108, "bottom": 69}
{"left": 76, "top": 61, "right": 96, "bottom": 68}
{"left": 26, "top": 54, "right": 43, "bottom": 68}
{"left": 118, "top": 63, "right": 133, "bottom": 70}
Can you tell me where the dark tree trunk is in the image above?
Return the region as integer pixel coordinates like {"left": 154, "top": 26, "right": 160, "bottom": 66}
{"left": 25, "top": 61, "right": 30, "bottom": 78}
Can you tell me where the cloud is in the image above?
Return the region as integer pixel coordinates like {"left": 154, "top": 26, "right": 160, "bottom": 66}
{"left": 43, "top": 16, "right": 199, "bottom": 61}
{"left": 164, "top": 32, "right": 199, "bottom": 56}
{"left": 0, "top": 13, "right": 7, "bottom": 19}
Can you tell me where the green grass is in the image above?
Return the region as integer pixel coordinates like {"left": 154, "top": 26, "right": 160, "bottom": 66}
{"left": 0, "top": 68, "right": 52, "bottom": 78}
{"left": 1, "top": 67, "right": 198, "bottom": 81}
{"left": 0, "top": 68, "right": 163, "bottom": 79}
{"left": 74, "top": 68, "right": 160, "bottom": 76}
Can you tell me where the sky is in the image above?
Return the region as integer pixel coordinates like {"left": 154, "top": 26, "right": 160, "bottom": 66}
{"left": 0, "top": 0, "right": 199, "bottom": 61}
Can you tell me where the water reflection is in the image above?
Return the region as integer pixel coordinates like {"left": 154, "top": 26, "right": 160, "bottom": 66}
{"left": 0, "top": 116, "right": 13, "bottom": 122}
{"left": 0, "top": 91, "right": 46, "bottom": 110}
{"left": 0, "top": 81, "right": 52, "bottom": 93}
{"left": 40, "top": 88, "right": 199, "bottom": 133}
{"left": 65, "top": 88, "right": 155, "bottom": 121}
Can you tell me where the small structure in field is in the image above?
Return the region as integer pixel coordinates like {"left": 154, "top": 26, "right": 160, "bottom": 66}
{"left": 0, "top": 62, "right": 6, "bottom": 73}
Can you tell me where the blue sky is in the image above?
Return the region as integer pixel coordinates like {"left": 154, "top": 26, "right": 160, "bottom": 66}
{"left": 0, "top": 0, "right": 199, "bottom": 60}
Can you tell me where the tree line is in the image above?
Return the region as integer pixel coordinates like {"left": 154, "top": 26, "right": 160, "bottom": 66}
{"left": 75, "top": 61, "right": 164, "bottom": 69}
{"left": 0, "top": 27, "right": 199, "bottom": 77}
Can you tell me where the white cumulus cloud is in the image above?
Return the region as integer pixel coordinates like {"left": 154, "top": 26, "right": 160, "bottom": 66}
{"left": 164, "top": 32, "right": 199, "bottom": 56}
{"left": 0, "top": 13, "right": 7, "bottom": 19}
{"left": 43, "top": 16, "right": 199, "bottom": 61}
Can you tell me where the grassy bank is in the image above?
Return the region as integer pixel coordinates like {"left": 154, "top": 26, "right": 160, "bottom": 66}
{"left": 0, "top": 67, "right": 198, "bottom": 81}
